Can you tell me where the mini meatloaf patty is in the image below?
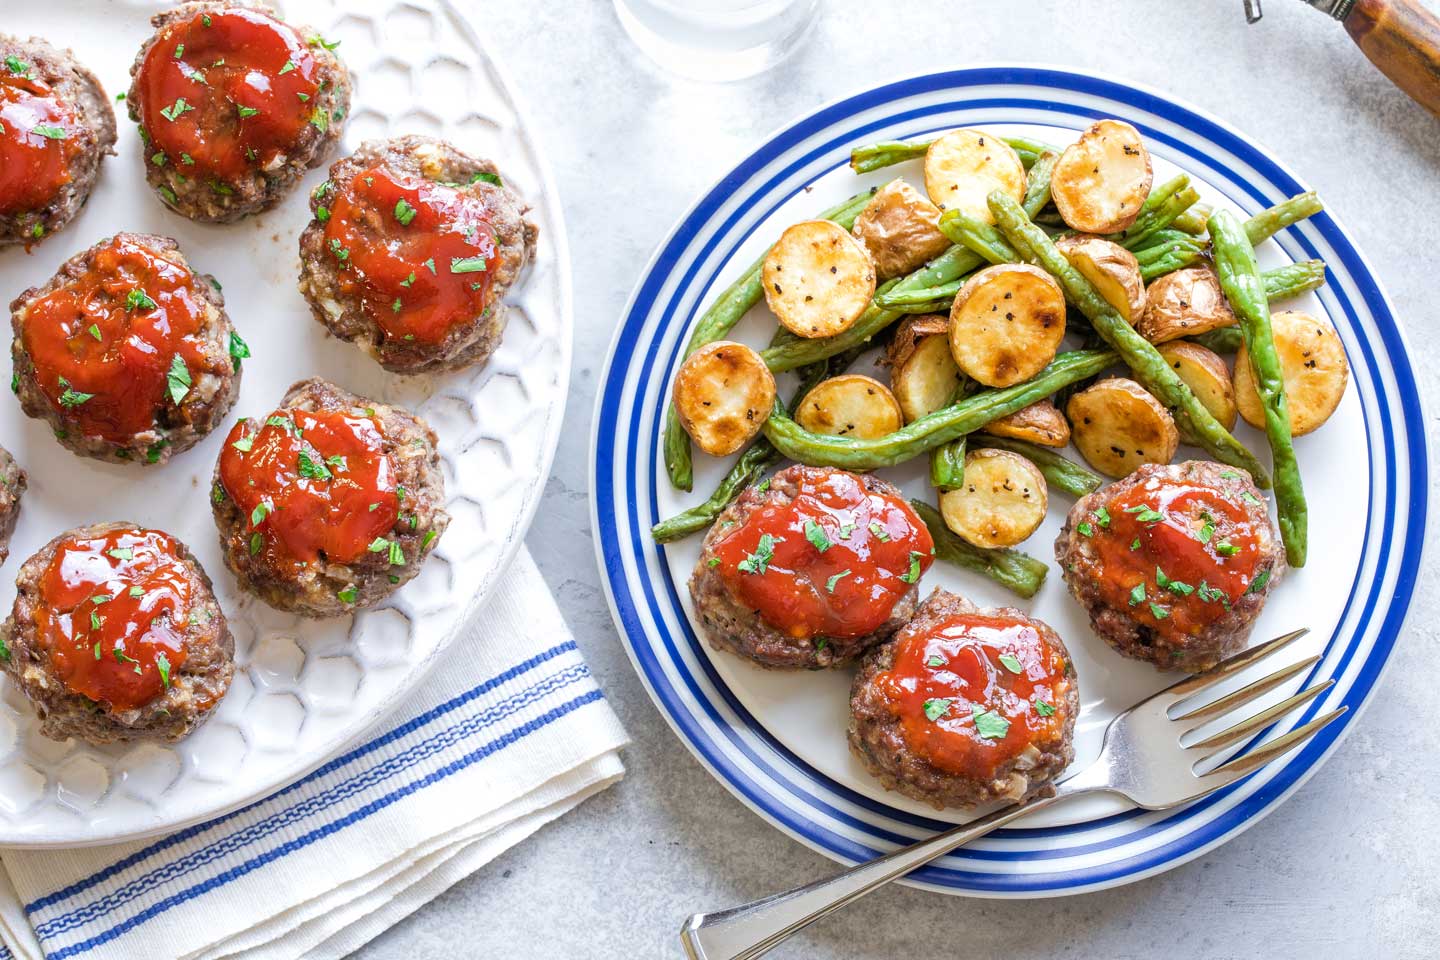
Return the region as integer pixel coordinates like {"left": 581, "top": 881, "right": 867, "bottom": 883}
{"left": 0, "top": 35, "right": 116, "bottom": 246}
{"left": 689, "top": 464, "right": 934, "bottom": 670}
{"left": 212, "top": 377, "right": 449, "bottom": 616}
{"left": 1, "top": 522, "right": 234, "bottom": 744}
{"left": 0, "top": 446, "right": 26, "bottom": 564}
{"left": 10, "top": 232, "right": 243, "bottom": 464}
{"left": 1056, "top": 460, "right": 1285, "bottom": 674}
{"left": 297, "top": 135, "right": 538, "bottom": 374}
{"left": 848, "top": 588, "right": 1079, "bottom": 809}
{"left": 127, "top": 1, "right": 349, "bottom": 221}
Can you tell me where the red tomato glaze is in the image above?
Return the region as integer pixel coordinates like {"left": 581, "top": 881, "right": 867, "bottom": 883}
{"left": 20, "top": 236, "right": 219, "bottom": 442}
{"left": 320, "top": 166, "right": 499, "bottom": 345}
{"left": 1086, "top": 474, "right": 1265, "bottom": 641}
{"left": 0, "top": 58, "right": 82, "bottom": 218}
{"left": 34, "top": 528, "right": 197, "bottom": 712}
{"left": 218, "top": 408, "right": 400, "bottom": 573}
{"left": 133, "top": 7, "right": 324, "bottom": 185}
{"left": 713, "top": 470, "right": 933, "bottom": 640}
{"left": 874, "top": 613, "right": 1070, "bottom": 780}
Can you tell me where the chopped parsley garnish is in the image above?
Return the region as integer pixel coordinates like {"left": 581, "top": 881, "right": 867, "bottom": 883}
{"left": 113, "top": 645, "right": 141, "bottom": 673}
{"left": 326, "top": 455, "right": 347, "bottom": 472}
{"left": 56, "top": 377, "right": 94, "bottom": 408}
{"left": 159, "top": 185, "right": 178, "bottom": 205}
{"left": 998, "top": 653, "right": 1023, "bottom": 674}
{"left": 450, "top": 256, "right": 488, "bottom": 274}
{"left": 180, "top": 152, "right": 194, "bottom": 165}
{"left": 1167, "top": 579, "right": 1195, "bottom": 596}
{"left": 971, "top": 708, "right": 1010, "bottom": 739}
{"left": 923, "top": 698, "right": 952, "bottom": 722}
{"left": 328, "top": 238, "right": 350, "bottom": 263}
{"left": 1129, "top": 582, "right": 1145, "bottom": 606}
{"left": 803, "top": 519, "right": 831, "bottom": 553}
{"left": 1247, "top": 569, "right": 1271, "bottom": 594}
{"left": 30, "top": 123, "right": 67, "bottom": 140}
{"left": 737, "top": 534, "right": 777, "bottom": 575}
{"left": 868, "top": 521, "right": 890, "bottom": 542}
{"left": 391, "top": 298, "right": 403, "bottom": 313}
{"left": 87, "top": 323, "right": 102, "bottom": 341}
{"left": 279, "top": 59, "right": 296, "bottom": 75}
{"left": 152, "top": 152, "right": 167, "bottom": 166}
{"left": 755, "top": 478, "right": 770, "bottom": 494}
{"left": 310, "top": 35, "right": 342, "bottom": 51}
{"left": 1241, "top": 490, "right": 1263, "bottom": 506}
{"left": 838, "top": 522, "right": 856, "bottom": 540}
{"left": 1094, "top": 506, "right": 1111, "bottom": 528}
{"left": 1077, "top": 521, "right": 1093, "bottom": 537}
{"left": 925, "top": 654, "right": 947, "bottom": 668}
{"left": 0, "top": 632, "right": 10, "bottom": 661}
{"left": 5, "top": 56, "right": 32, "bottom": 78}
{"left": 157, "top": 652, "right": 172, "bottom": 690}
{"left": 309, "top": 106, "right": 328, "bottom": 131}
{"left": 203, "top": 14, "right": 212, "bottom": 26}
{"left": 387, "top": 541, "right": 404, "bottom": 566}
{"left": 399, "top": 271, "right": 416, "bottom": 288}
{"left": 1215, "top": 541, "right": 1240, "bottom": 556}
{"left": 394, "top": 199, "right": 418, "bottom": 226}
{"left": 706, "top": 557, "right": 719, "bottom": 568}
{"left": 126, "top": 288, "right": 158, "bottom": 311}
{"left": 147, "top": 440, "right": 168, "bottom": 463}
{"left": 232, "top": 434, "right": 254, "bottom": 453}
{"left": 824, "top": 569, "right": 851, "bottom": 593}
{"left": 107, "top": 547, "right": 134, "bottom": 561}
{"left": 297, "top": 450, "right": 332, "bottom": 480}
{"left": 423, "top": 257, "right": 437, "bottom": 274}
{"left": 1123, "top": 504, "right": 1164, "bottom": 523}
{"left": 90, "top": 611, "right": 102, "bottom": 630}
{"left": 899, "top": 550, "right": 924, "bottom": 584}
{"left": 129, "top": 586, "right": 144, "bottom": 598}
{"left": 337, "top": 585, "right": 358, "bottom": 603}
{"left": 315, "top": 205, "right": 330, "bottom": 222}
{"left": 1033, "top": 699, "right": 1055, "bottom": 717}
{"left": 1219, "top": 470, "right": 1239, "bottom": 480}
{"left": 160, "top": 98, "right": 195, "bottom": 121}
{"left": 228, "top": 330, "right": 250, "bottom": 371}
{"left": 1148, "top": 602, "right": 1170, "bottom": 620}
{"left": 166, "top": 355, "right": 192, "bottom": 404}
{"left": 1197, "top": 581, "right": 1228, "bottom": 605}
{"left": 237, "top": 105, "right": 261, "bottom": 119}
{"left": 1198, "top": 520, "right": 1215, "bottom": 544}
{"left": 91, "top": 594, "right": 112, "bottom": 605}
{"left": 249, "top": 532, "right": 263, "bottom": 555}
{"left": 250, "top": 502, "right": 273, "bottom": 527}
{"left": 1130, "top": 538, "right": 1141, "bottom": 551}
{"left": 421, "top": 530, "right": 438, "bottom": 550}
{"left": 470, "top": 171, "right": 502, "bottom": 186}
{"left": 174, "top": 43, "right": 185, "bottom": 58}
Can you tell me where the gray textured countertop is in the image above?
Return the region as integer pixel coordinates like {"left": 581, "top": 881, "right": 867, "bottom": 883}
{"left": 359, "top": 1, "right": 1439, "bottom": 956}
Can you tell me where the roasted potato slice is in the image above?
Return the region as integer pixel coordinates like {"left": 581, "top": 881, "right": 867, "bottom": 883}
{"left": 1234, "top": 310, "right": 1349, "bottom": 436}
{"left": 980, "top": 399, "right": 1071, "bottom": 447}
{"left": 949, "top": 263, "right": 1066, "bottom": 387}
{"left": 1055, "top": 235, "right": 1145, "bottom": 323}
{"left": 852, "top": 180, "right": 952, "bottom": 279}
{"left": 888, "top": 317, "right": 964, "bottom": 422}
{"left": 1156, "top": 341, "right": 1237, "bottom": 431}
{"left": 1136, "top": 265, "right": 1236, "bottom": 343}
{"left": 938, "top": 449, "right": 1048, "bottom": 548}
{"left": 762, "top": 220, "right": 876, "bottom": 338}
{"left": 673, "top": 340, "right": 777, "bottom": 456}
{"left": 796, "top": 374, "right": 904, "bottom": 440}
{"left": 1051, "top": 120, "right": 1153, "bottom": 234}
{"left": 923, "top": 129, "right": 1026, "bottom": 225}
{"left": 1066, "top": 377, "right": 1179, "bottom": 477}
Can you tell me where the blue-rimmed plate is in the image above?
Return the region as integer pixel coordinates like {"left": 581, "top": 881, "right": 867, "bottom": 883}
{"left": 590, "top": 66, "right": 1427, "bottom": 897}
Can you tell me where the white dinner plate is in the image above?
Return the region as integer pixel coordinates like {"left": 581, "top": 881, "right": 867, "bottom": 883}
{"left": 591, "top": 65, "right": 1427, "bottom": 896}
{"left": 0, "top": 0, "right": 572, "bottom": 846}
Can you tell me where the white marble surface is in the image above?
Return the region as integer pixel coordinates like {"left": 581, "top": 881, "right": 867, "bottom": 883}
{"left": 358, "top": 1, "right": 1439, "bottom": 957}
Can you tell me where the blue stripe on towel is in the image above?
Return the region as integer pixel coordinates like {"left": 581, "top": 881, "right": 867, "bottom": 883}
{"left": 27, "top": 640, "right": 580, "bottom": 917}
{"left": 45, "top": 690, "right": 605, "bottom": 960}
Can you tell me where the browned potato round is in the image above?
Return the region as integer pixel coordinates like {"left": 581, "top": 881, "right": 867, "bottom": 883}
{"left": 1234, "top": 310, "right": 1349, "bottom": 436}
{"left": 673, "top": 340, "right": 777, "bottom": 456}
{"left": 1156, "top": 341, "right": 1237, "bottom": 431}
{"left": 938, "top": 449, "right": 1048, "bottom": 548}
{"left": 763, "top": 220, "right": 876, "bottom": 338}
{"left": 1136, "top": 266, "right": 1237, "bottom": 343}
{"left": 949, "top": 263, "right": 1066, "bottom": 387}
{"left": 796, "top": 374, "right": 904, "bottom": 440}
{"left": 923, "top": 129, "right": 1026, "bottom": 225}
{"left": 888, "top": 317, "right": 964, "bottom": 422}
{"left": 1055, "top": 235, "right": 1145, "bottom": 323}
{"left": 851, "top": 180, "right": 951, "bottom": 280}
{"left": 1066, "top": 377, "right": 1179, "bottom": 477}
{"left": 981, "top": 399, "right": 1071, "bottom": 447}
{"left": 1051, "top": 120, "right": 1153, "bottom": 234}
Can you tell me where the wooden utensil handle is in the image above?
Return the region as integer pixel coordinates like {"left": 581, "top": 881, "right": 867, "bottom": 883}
{"left": 1344, "top": 0, "right": 1440, "bottom": 116}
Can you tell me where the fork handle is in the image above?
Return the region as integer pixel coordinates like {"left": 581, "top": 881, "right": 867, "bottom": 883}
{"left": 679, "top": 794, "right": 1063, "bottom": 960}
{"left": 1340, "top": 0, "right": 1440, "bottom": 117}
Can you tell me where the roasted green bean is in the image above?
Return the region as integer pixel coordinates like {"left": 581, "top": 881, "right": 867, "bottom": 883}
{"left": 1209, "top": 210, "right": 1307, "bottom": 566}
{"left": 763, "top": 349, "right": 1116, "bottom": 470}
{"left": 988, "top": 192, "right": 1272, "bottom": 486}
{"left": 971, "top": 436, "right": 1104, "bottom": 498}
{"left": 1191, "top": 259, "right": 1327, "bottom": 354}
{"left": 930, "top": 437, "right": 967, "bottom": 491}
{"left": 849, "top": 135, "right": 1054, "bottom": 175}
{"left": 663, "top": 189, "right": 876, "bottom": 489}
{"left": 910, "top": 501, "right": 1048, "bottom": 598}
{"left": 1245, "top": 192, "right": 1323, "bottom": 246}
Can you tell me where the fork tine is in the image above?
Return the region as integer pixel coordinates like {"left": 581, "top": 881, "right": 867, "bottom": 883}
{"left": 1159, "top": 627, "right": 1311, "bottom": 701}
{"left": 1173, "top": 654, "right": 1320, "bottom": 723}
{"left": 1194, "top": 707, "right": 1347, "bottom": 789}
{"left": 1189, "top": 679, "right": 1336, "bottom": 753}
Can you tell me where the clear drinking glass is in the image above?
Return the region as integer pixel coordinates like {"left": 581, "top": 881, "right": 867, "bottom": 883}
{"left": 613, "top": 0, "right": 820, "bottom": 82}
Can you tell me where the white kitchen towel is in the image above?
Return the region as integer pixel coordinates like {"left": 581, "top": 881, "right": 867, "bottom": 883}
{"left": 0, "top": 547, "right": 627, "bottom": 960}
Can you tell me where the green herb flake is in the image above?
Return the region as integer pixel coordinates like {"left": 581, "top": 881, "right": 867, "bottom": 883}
{"left": 1033, "top": 699, "right": 1056, "bottom": 717}
{"left": 1241, "top": 490, "right": 1263, "bottom": 506}
{"left": 737, "top": 534, "right": 777, "bottom": 575}
{"left": 158, "top": 185, "right": 178, "bottom": 205}
{"left": 925, "top": 654, "right": 947, "bottom": 668}
{"left": 1131, "top": 537, "right": 1141, "bottom": 551}
{"left": 825, "top": 569, "right": 851, "bottom": 593}
{"left": 90, "top": 610, "right": 102, "bottom": 630}
{"left": 923, "top": 698, "right": 953, "bottom": 722}
{"left": 91, "top": 594, "right": 111, "bottom": 605}
{"left": 157, "top": 652, "right": 172, "bottom": 690}
{"left": 297, "top": 450, "right": 332, "bottom": 480}
{"left": 237, "top": 105, "right": 261, "bottom": 119}
{"left": 449, "top": 256, "right": 487, "bottom": 274}
{"left": 394, "top": 198, "right": 418, "bottom": 226}
{"left": 249, "top": 532, "right": 263, "bottom": 555}
{"left": 470, "top": 171, "right": 502, "bottom": 187}
{"left": 107, "top": 547, "right": 134, "bottom": 561}
{"left": 337, "top": 585, "right": 358, "bottom": 603}
{"left": 1215, "top": 541, "right": 1240, "bottom": 556}
{"left": 1077, "top": 521, "right": 1094, "bottom": 537}
{"left": 129, "top": 586, "right": 145, "bottom": 598}
{"left": 279, "top": 59, "right": 296, "bottom": 75}
{"left": 5, "top": 56, "right": 33, "bottom": 78}
{"left": 1129, "top": 582, "right": 1146, "bottom": 606}
{"left": 166, "top": 354, "right": 191, "bottom": 404}
{"left": 1149, "top": 602, "right": 1170, "bottom": 620}
{"left": 838, "top": 522, "right": 856, "bottom": 540}
{"left": 421, "top": 530, "right": 438, "bottom": 550}
{"left": 126, "top": 288, "right": 158, "bottom": 312}
{"left": 146, "top": 440, "right": 168, "bottom": 464}
{"left": 803, "top": 519, "right": 832, "bottom": 553}
{"left": 998, "top": 653, "right": 1023, "bottom": 674}
{"left": 1247, "top": 569, "right": 1271, "bottom": 595}
{"left": 232, "top": 434, "right": 254, "bottom": 453}
{"left": 250, "top": 502, "right": 273, "bottom": 527}
{"left": 57, "top": 376, "right": 95, "bottom": 408}
{"left": 87, "top": 323, "right": 103, "bottom": 341}
{"left": 972, "top": 708, "right": 1011, "bottom": 739}
{"left": 228, "top": 330, "right": 250, "bottom": 371}
{"left": 1094, "top": 506, "right": 1111, "bottom": 528}
{"left": 315, "top": 204, "right": 330, "bottom": 222}
{"left": 387, "top": 541, "right": 404, "bottom": 566}
{"left": 310, "top": 35, "right": 342, "bottom": 51}
{"left": 868, "top": 521, "right": 891, "bottom": 542}
{"left": 1219, "top": 470, "right": 1239, "bottom": 480}
{"left": 1198, "top": 520, "right": 1215, "bottom": 544}
{"left": 423, "top": 257, "right": 436, "bottom": 274}
{"left": 30, "top": 123, "right": 67, "bottom": 141}
{"left": 706, "top": 557, "right": 720, "bottom": 568}
{"left": 309, "top": 106, "right": 328, "bottom": 131}
{"left": 399, "top": 271, "right": 416, "bottom": 288}
{"left": 160, "top": 98, "right": 195, "bottom": 121}
{"left": 899, "top": 550, "right": 924, "bottom": 584}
